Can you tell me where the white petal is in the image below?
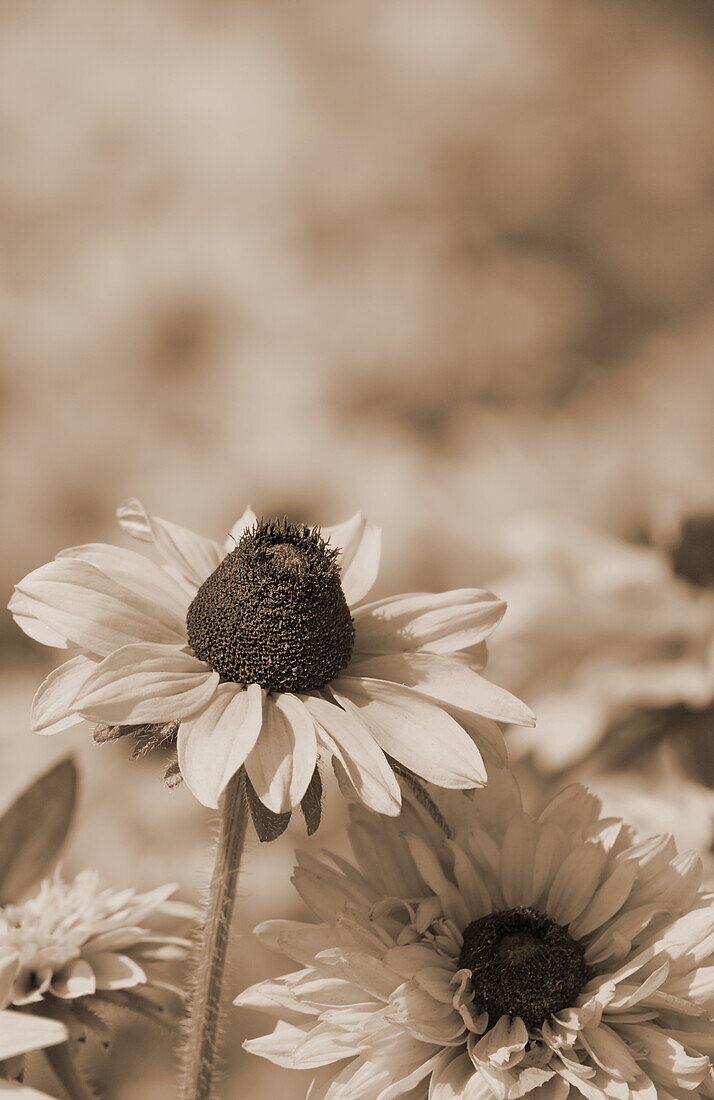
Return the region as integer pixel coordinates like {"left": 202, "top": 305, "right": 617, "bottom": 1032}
{"left": 353, "top": 590, "right": 507, "bottom": 654}
{"left": 8, "top": 591, "right": 70, "bottom": 649}
{"left": 322, "top": 513, "right": 382, "bottom": 607}
{"left": 0, "top": 1010, "right": 68, "bottom": 1059}
{"left": 178, "top": 683, "right": 263, "bottom": 808}
{"left": 87, "top": 952, "right": 147, "bottom": 990}
{"left": 303, "top": 695, "right": 401, "bottom": 817}
{"left": 331, "top": 677, "right": 487, "bottom": 789}
{"left": 50, "top": 959, "right": 96, "bottom": 999}
{"left": 244, "top": 693, "right": 317, "bottom": 813}
{"left": 226, "top": 506, "right": 258, "bottom": 550}
{"left": 347, "top": 651, "right": 534, "bottom": 727}
{"left": 546, "top": 841, "right": 607, "bottom": 925}
{"left": 14, "top": 558, "right": 187, "bottom": 656}
{"left": 500, "top": 813, "right": 539, "bottom": 908}
{"left": 31, "top": 656, "right": 97, "bottom": 735}
{"left": 0, "top": 1080, "right": 62, "bottom": 1098}
{"left": 569, "top": 862, "right": 638, "bottom": 940}
{"left": 430, "top": 1052, "right": 492, "bottom": 1100}
{"left": 75, "top": 643, "right": 219, "bottom": 723}
{"left": 56, "top": 543, "right": 191, "bottom": 620}
{"left": 116, "top": 497, "right": 223, "bottom": 588}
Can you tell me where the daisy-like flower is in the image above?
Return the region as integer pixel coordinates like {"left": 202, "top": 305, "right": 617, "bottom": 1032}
{"left": 9, "top": 500, "right": 533, "bottom": 827}
{"left": 238, "top": 772, "right": 714, "bottom": 1100}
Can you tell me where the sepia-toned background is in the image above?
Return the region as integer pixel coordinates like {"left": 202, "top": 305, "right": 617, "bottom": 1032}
{"left": 3, "top": 0, "right": 714, "bottom": 1095}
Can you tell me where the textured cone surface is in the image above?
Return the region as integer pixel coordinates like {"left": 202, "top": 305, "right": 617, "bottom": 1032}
{"left": 458, "top": 906, "right": 588, "bottom": 1031}
{"left": 186, "top": 519, "right": 354, "bottom": 692}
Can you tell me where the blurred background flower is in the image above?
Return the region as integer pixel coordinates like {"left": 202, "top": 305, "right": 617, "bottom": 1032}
{"left": 2, "top": 0, "right": 714, "bottom": 1095}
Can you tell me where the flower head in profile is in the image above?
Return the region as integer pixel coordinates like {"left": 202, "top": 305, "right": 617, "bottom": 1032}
{"left": 0, "top": 869, "right": 194, "bottom": 1095}
{"left": 238, "top": 773, "right": 714, "bottom": 1100}
{"left": 10, "top": 500, "right": 533, "bottom": 835}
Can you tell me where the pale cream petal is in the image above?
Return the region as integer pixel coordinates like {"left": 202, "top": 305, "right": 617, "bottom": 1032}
{"left": 0, "top": 1080, "right": 62, "bottom": 1098}
{"left": 244, "top": 693, "right": 317, "bottom": 813}
{"left": 546, "top": 841, "right": 607, "bottom": 926}
{"left": 56, "top": 543, "right": 191, "bottom": 618}
{"left": 87, "top": 952, "right": 147, "bottom": 990}
{"left": 116, "top": 497, "right": 223, "bottom": 588}
{"left": 14, "top": 558, "right": 187, "bottom": 655}
{"left": 244, "top": 1020, "right": 358, "bottom": 1069}
{"left": 354, "top": 590, "right": 507, "bottom": 655}
{"left": 472, "top": 1014, "right": 528, "bottom": 1067}
{"left": 303, "top": 695, "right": 401, "bottom": 817}
{"left": 251, "top": 920, "right": 345, "bottom": 967}
{"left": 226, "top": 506, "right": 258, "bottom": 550}
{"left": 500, "top": 813, "right": 539, "bottom": 908}
{"left": 178, "top": 683, "right": 263, "bottom": 808}
{"left": 347, "top": 651, "right": 534, "bottom": 727}
{"left": 580, "top": 1024, "right": 641, "bottom": 1081}
{"left": 331, "top": 677, "right": 487, "bottom": 789}
{"left": 31, "top": 655, "right": 97, "bottom": 734}
{"left": 568, "top": 862, "right": 638, "bottom": 940}
{"left": 49, "top": 959, "right": 96, "bottom": 999}
{"left": 0, "top": 1010, "right": 68, "bottom": 1059}
{"left": 404, "top": 835, "right": 470, "bottom": 927}
{"left": 618, "top": 1024, "right": 710, "bottom": 1089}
{"left": 322, "top": 513, "right": 382, "bottom": 607}
{"left": 75, "top": 643, "right": 219, "bottom": 723}
{"left": 8, "top": 591, "right": 70, "bottom": 648}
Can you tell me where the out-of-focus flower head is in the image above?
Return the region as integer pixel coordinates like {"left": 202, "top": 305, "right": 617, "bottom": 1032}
{"left": 238, "top": 773, "right": 714, "bottom": 1100}
{"left": 486, "top": 512, "right": 714, "bottom": 772}
{"left": 9, "top": 500, "right": 533, "bottom": 839}
{"left": 0, "top": 950, "right": 68, "bottom": 1097}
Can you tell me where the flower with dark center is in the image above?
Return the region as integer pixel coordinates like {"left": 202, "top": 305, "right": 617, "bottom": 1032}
{"left": 10, "top": 497, "right": 534, "bottom": 830}
{"left": 186, "top": 519, "right": 355, "bottom": 692}
{"left": 458, "top": 906, "right": 588, "bottom": 1031}
{"left": 239, "top": 775, "right": 714, "bottom": 1100}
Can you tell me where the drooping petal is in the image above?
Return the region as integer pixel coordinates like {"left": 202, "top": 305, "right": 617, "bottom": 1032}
{"left": 331, "top": 677, "right": 487, "bottom": 789}
{"left": 303, "top": 695, "right": 401, "bottom": 817}
{"left": 14, "top": 558, "right": 187, "bottom": 656}
{"left": 31, "top": 656, "right": 98, "bottom": 735}
{"left": 178, "top": 683, "right": 263, "bottom": 808}
{"left": 75, "top": 643, "right": 219, "bottom": 723}
{"left": 50, "top": 959, "right": 96, "bottom": 999}
{"left": 322, "top": 513, "right": 382, "bottom": 607}
{"left": 430, "top": 1051, "right": 492, "bottom": 1100}
{"left": 56, "top": 543, "right": 191, "bottom": 619}
{"left": 353, "top": 590, "right": 507, "bottom": 655}
{"left": 226, "top": 506, "right": 258, "bottom": 550}
{"left": 347, "top": 651, "right": 534, "bottom": 727}
{"left": 87, "top": 953, "right": 147, "bottom": 990}
{"left": 244, "top": 693, "right": 317, "bottom": 813}
{"left": 116, "top": 497, "right": 223, "bottom": 589}
{"left": 0, "top": 1009, "right": 68, "bottom": 1059}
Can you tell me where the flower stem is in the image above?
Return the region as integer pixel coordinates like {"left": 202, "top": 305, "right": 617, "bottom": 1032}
{"left": 179, "top": 768, "right": 249, "bottom": 1100}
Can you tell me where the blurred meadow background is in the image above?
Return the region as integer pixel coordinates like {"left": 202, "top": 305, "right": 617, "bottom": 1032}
{"left": 3, "top": 0, "right": 714, "bottom": 1095}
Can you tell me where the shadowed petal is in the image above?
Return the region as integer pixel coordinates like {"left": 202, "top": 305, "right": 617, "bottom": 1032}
{"left": 8, "top": 591, "right": 71, "bottom": 649}
{"left": 178, "top": 683, "right": 263, "bottom": 808}
{"left": 117, "top": 497, "right": 223, "bottom": 589}
{"left": 353, "top": 590, "right": 507, "bottom": 654}
{"left": 75, "top": 643, "right": 219, "bottom": 723}
{"left": 322, "top": 513, "right": 382, "bottom": 607}
{"left": 331, "top": 677, "right": 487, "bottom": 789}
{"left": 245, "top": 693, "right": 317, "bottom": 813}
{"left": 303, "top": 695, "right": 401, "bottom": 816}
{"left": 226, "top": 506, "right": 258, "bottom": 550}
{"left": 31, "top": 655, "right": 98, "bottom": 735}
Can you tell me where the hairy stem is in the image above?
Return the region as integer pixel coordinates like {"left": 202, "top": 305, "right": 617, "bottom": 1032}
{"left": 179, "top": 769, "right": 249, "bottom": 1100}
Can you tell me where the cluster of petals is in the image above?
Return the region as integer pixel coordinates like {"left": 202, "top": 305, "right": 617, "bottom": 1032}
{"left": 0, "top": 951, "right": 67, "bottom": 1097}
{"left": 10, "top": 500, "right": 533, "bottom": 814}
{"left": 489, "top": 514, "right": 714, "bottom": 770}
{"left": 238, "top": 773, "right": 714, "bottom": 1100}
{"left": 0, "top": 869, "right": 194, "bottom": 1014}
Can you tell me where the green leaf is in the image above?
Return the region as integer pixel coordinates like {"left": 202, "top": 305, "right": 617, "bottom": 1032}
{"left": 0, "top": 757, "right": 78, "bottom": 904}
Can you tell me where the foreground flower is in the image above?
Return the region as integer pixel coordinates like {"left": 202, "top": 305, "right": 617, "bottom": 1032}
{"left": 486, "top": 512, "right": 714, "bottom": 772}
{"left": 10, "top": 500, "right": 533, "bottom": 822}
{"left": 238, "top": 774, "right": 714, "bottom": 1099}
